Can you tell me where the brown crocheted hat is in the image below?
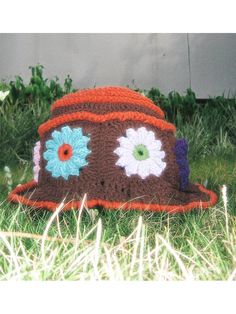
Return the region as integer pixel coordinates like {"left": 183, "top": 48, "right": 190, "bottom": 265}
{"left": 8, "top": 86, "right": 218, "bottom": 213}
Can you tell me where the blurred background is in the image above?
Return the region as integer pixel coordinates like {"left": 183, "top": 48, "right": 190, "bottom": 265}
{"left": 0, "top": 33, "right": 236, "bottom": 98}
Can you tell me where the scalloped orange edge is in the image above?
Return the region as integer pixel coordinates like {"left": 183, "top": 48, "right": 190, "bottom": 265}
{"left": 8, "top": 180, "right": 218, "bottom": 214}
{"left": 38, "top": 111, "right": 176, "bottom": 137}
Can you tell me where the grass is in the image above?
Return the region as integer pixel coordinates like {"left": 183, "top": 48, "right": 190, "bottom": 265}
{"left": 0, "top": 91, "right": 236, "bottom": 280}
{"left": 0, "top": 152, "right": 235, "bottom": 280}
{"left": 1, "top": 93, "right": 236, "bottom": 166}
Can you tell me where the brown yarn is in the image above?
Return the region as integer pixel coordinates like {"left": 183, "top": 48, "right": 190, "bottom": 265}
{"left": 51, "top": 86, "right": 165, "bottom": 118}
{"left": 33, "top": 120, "right": 180, "bottom": 204}
{"left": 8, "top": 86, "right": 218, "bottom": 212}
{"left": 38, "top": 111, "right": 176, "bottom": 137}
{"left": 52, "top": 102, "right": 163, "bottom": 119}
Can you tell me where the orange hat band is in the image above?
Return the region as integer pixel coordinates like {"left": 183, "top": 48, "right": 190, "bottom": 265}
{"left": 51, "top": 95, "right": 165, "bottom": 118}
{"left": 38, "top": 111, "right": 176, "bottom": 137}
{"left": 8, "top": 180, "right": 218, "bottom": 213}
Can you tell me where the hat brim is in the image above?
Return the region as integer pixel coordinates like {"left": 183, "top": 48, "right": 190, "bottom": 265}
{"left": 8, "top": 180, "right": 218, "bottom": 214}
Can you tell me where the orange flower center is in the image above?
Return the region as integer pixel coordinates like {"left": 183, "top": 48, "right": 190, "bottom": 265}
{"left": 58, "top": 144, "right": 73, "bottom": 161}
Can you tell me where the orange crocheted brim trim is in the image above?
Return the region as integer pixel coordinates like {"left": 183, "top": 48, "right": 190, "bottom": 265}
{"left": 8, "top": 180, "right": 218, "bottom": 214}
{"left": 38, "top": 111, "right": 176, "bottom": 137}
{"left": 51, "top": 86, "right": 165, "bottom": 118}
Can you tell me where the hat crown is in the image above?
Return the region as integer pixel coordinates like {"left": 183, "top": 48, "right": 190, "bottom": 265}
{"left": 51, "top": 86, "right": 165, "bottom": 119}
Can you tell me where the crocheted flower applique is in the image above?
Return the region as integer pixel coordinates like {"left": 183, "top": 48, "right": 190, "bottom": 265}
{"left": 114, "top": 127, "right": 166, "bottom": 179}
{"left": 174, "top": 139, "right": 190, "bottom": 191}
{"left": 43, "top": 126, "right": 90, "bottom": 180}
{"left": 33, "top": 141, "right": 41, "bottom": 182}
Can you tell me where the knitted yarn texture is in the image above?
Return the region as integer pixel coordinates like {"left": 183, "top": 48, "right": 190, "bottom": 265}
{"left": 33, "top": 141, "right": 41, "bottom": 182}
{"left": 8, "top": 86, "right": 218, "bottom": 213}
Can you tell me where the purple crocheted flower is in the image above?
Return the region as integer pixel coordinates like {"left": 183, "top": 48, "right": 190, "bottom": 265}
{"left": 33, "top": 141, "right": 41, "bottom": 182}
{"left": 174, "top": 139, "right": 190, "bottom": 191}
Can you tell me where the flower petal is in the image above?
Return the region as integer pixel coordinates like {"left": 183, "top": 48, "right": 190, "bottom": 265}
{"left": 117, "top": 136, "right": 134, "bottom": 150}
{"left": 146, "top": 140, "right": 162, "bottom": 152}
{"left": 114, "top": 146, "right": 131, "bottom": 157}
{"left": 61, "top": 126, "right": 73, "bottom": 136}
{"left": 149, "top": 160, "right": 166, "bottom": 177}
{"left": 124, "top": 161, "right": 139, "bottom": 177}
{"left": 149, "top": 150, "right": 165, "bottom": 160}
{"left": 43, "top": 150, "right": 58, "bottom": 161}
{"left": 136, "top": 127, "right": 149, "bottom": 143}
{"left": 136, "top": 160, "right": 151, "bottom": 179}
{"left": 126, "top": 128, "right": 140, "bottom": 145}
{"left": 116, "top": 155, "right": 135, "bottom": 167}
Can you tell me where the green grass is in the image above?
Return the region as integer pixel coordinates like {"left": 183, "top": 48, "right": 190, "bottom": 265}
{"left": 1, "top": 89, "right": 236, "bottom": 280}
{"left": 0, "top": 152, "right": 235, "bottom": 280}
{"left": 1, "top": 92, "right": 236, "bottom": 167}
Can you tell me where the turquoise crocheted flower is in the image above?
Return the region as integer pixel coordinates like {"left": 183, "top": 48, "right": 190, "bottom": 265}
{"left": 43, "top": 126, "right": 90, "bottom": 180}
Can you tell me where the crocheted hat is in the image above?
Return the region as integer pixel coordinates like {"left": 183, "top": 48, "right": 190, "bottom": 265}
{"left": 8, "top": 86, "right": 218, "bottom": 213}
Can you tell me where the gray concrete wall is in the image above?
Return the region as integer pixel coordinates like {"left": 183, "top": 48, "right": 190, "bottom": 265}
{"left": 0, "top": 33, "right": 235, "bottom": 97}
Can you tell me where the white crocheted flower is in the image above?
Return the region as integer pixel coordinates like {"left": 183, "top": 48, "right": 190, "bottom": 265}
{"left": 33, "top": 141, "right": 41, "bottom": 182}
{"left": 114, "top": 127, "right": 166, "bottom": 179}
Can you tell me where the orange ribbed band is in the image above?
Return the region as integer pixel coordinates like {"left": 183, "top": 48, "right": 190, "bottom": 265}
{"left": 38, "top": 111, "right": 176, "bottom": 137}
{"left": 51, "top": 87, "right": 165, "bottom": 118}
{"left": 8, "top": 181, "right": 218, "bottom": 214}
